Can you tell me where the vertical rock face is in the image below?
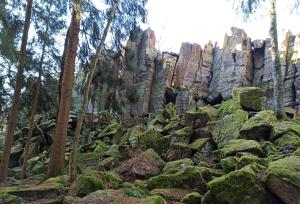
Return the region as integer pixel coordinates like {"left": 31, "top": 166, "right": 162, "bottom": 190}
{"left": 121, "top": 27, "right": 300, "bottom": 117}
{"left": 127, "top": 28, "right": 159, "bottom": 115}
{"left": 209, "top": 27, "right": 253, "bottom": 99}
{"left": 294, "top": 34, "right": 300, "bottom": 104}
{"left": 149, "top": 52, "right": 178, "bottom": 113}
{"left": 173, "top": 43, "right": 202, "bottom": 89}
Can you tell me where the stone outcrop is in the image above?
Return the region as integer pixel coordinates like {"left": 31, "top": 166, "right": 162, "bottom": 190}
{"left": 123, "top": 27, "right": 300, "bottom": 116}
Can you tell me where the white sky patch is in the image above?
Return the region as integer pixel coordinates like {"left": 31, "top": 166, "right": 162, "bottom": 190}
{"left": 142, "top": 0, "right": 300, "bottom": 53}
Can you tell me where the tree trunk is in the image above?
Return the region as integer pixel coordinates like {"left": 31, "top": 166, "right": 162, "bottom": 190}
{"left": 58, "top": 27, "right": 70, "bottom": 106}
{"left": 269, "top": 0, "right": 284, "bottom": 119}
{"left": 21, "top": 0, "right": 53, "bottom": 179}
{"left": 0, "top": 0, "right": 33, "bottom": 182}
{"left": 47, "top": 0, "right": 82, "bottom": 178}
{"left": 68, "top": 0, "right": 121, "bottom": 182}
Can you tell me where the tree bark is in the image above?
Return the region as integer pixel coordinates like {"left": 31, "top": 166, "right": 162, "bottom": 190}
{"left": 68, "top": 0, "right": 120, "bottom": 182}
{"left": 0, "top": 0, "right": 33, "bottom": 182}
{"left": 269, "top": 0, "right": 284, "bottom": 119}
{"left": 47, "top": 0, "right": 82, "bottom": 178}
{"left": 21, "top": 0, "right": 53, "bottom": 179}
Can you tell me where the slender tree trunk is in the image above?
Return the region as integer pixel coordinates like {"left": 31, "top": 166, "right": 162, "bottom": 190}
{"left": 0, "top": 0, "right": 33, "bottom": 182}
{"left": 47, "top": 0, "right": 82, "bottom": 178}
{"left": 21, "top": 0, "right": 53, "bottom": 179}
{"left": 68, "top": 0, "right": 120, "bottom": 182}
{"left": 269, "top": 0, "right": 284, "bottom": 119}
{"left": 58, "top": 27, "right": 70, "bottom": 106}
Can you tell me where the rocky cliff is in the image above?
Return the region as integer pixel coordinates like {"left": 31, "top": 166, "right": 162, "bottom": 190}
{"left": 126, "top": 27, "right": 300, "bottom": 116}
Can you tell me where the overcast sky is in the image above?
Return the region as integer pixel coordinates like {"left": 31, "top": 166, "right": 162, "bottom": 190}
{"left": 140, "top": 0, "right": 300, "bottom": 52}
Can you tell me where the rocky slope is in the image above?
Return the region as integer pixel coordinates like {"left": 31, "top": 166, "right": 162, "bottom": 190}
{"left": 0, "top": 87, "right": 299, "bottom": 204}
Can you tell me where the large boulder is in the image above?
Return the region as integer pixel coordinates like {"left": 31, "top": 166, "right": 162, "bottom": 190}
{"left": 240, "top": 110, "right": 278, "bottom": 140}
{"left": 117, "top": 149, "right": 165, "bottom": 181}
{"left": 271, "top": 121, "right": 300, "bottom": 141}
{"left": 212, "top": 110, "right": 248, "bottom": 148}
{"left": 233, "top": 87, "right": 264, "bottom": 111}
{"left": 68, "top": 171, "right": 122, "bottom": 197}
{"left": 274, "top": 131, "right": 300, "bottom": 155}
{"left": 216, "top": 139, "right": 264, "bottom": 158}
{"left": 203, "top": 166, "right": 269, "bottom": 204}
{"left": 182, "top": 110, "right": 209, "bottom": 128}
{"left": 263, "top": 156, "right": 300, "bottom": 204}
{"left": 167, "top": 143, "right": 192, "bottom": 161}
{"left": 148, "top": 166, "right": 211, "bottom": 194}
{"left": 162, "top": 159, "right": 194, "bottom": 173}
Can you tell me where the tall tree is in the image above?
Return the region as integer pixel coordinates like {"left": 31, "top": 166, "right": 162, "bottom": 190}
{"left": 68, "top": 0, "right": 121, "bottom": 182}
{"left": 0, "top": 0, "right": 33, "bottom": 182}
{"left": 21, "top": 0, "right": 53, "bottom": 179}
{"left": 47, "top": 0, "right": 82, "bottom": 178}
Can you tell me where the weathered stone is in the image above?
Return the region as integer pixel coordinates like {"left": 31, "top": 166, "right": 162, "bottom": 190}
{"left": 212, "top": 110, "right": 248, "bottom": 148}
{"left": 203, "top": 166, "right": 269, "bottom": 204}
{"left": 167, "top": 143, "right": 192, "bottom": 161}
{"left": 162, "top": 103, "right": 177, "bottom": 119}
{"left": 264, "top": 156, "right": 300, "bottom": 204}
{"left": 216, "top": 139, "right": 264, "bottom": 158}
{"left": 233, "top": 87, "right": 265, "bottom": 111}
{"left": 181, "top": 192, "right": 202, "bottom": 204}
{"left": 117, "top": 149, "right": 165, "bottom": 181}
{"left": 209, "top": 27, "right": 253, "bottom": 99}
{"left": 68, "top": 171, "right": 122, "bottom": 197}
{"left": 274, "top": 131, "right": 300, "bottom": 155}
{"left": 148, "top": 166, "right": 211, "bottom": 193}
{"left": 162, "top": 159, "right": 194, "bottom": 173}
{"left": 150, "top": 188, "right": 192, "bottom": 202}
{"left": 240, "top": 110, "right": 278, "bottom": 140}
{"left": 182, "top": 110, "right": 209, "bottom": 128}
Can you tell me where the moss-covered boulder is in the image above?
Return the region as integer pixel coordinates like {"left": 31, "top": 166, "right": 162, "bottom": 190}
{"left": 7, "top": 176, "right": 66, "bottom": 202}
{"left": 263, "top": 156, "right": 300, "bottom": 204}
{"left": 167, "top": 143, "right": 192, "bottom": 161}
{"left": 0, "top": 192, "right": 24, "bottom": 204}
{"left": 148, "top": 166, "right": 212, "bottom": 193}
{"left": 198, "top": 105, "right": 218, "bottom": 121}
{"left": 150, "top": 188, "right": 192, "bottom": 202}
{"left": 212, "top": 110, "right": 248, "bottom": 148}
{"left": 181, "top": 192, "right": 202, "bottom": 204}
{"left": 162, "top": 159, "right": 194, "bottom": 173}
{"left": 188, "top": 138, "right": 216, "bottom": 156}
{"left": 129, "top": 124, "right": 144, "bottom": 148}
{"left": 138, "top": 128, "right": 163, "bottom": 150}
{"left": 182, "top": 110, "right": 209, "bottom": 128}
{"left": 221, "top": 153, "right": 267, "bottom": 173}
{"left": 163, "top": 103, "right": 177, "bottom": 119}
{"left": 117, "top": 149, "right": 165, "bottom": 181}
{"left": 203, "top": 166, "right": 268, "bottom": 204}
{"left": 171, "top": 127, "right": 193, "bottom": 144}
{"left": 218, "top": 98, "right": 241, "bottom": 117}
{"left": 240, "top": 110, "right": 278, "bottom": 140}
{"left": 139, "top": 195, "right": 166, "bottom": 204}
{"left": 68, "top": 171, "right": 122, "bottom": 197}
{"left": 274, "top": 131, "right": 300, "bottom": 155}
{"left": 233, "top": 87, "right": 264, "bottom": 111}
{"left": 216, "top": 139, "right": 264, "bottom": 158}
{"left": 294, "top": 148, "right": 300, "bottom": 156}
{"left": 271, "top": 121, "right": 300, "bottom": 141}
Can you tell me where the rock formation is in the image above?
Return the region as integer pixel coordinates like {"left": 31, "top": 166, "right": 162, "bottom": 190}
{"left": 124, "top": 27, "right": 300, "bottom": 116}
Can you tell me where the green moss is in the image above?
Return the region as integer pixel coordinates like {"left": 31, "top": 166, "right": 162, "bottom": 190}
{"left": 216, "top": 139, "right": 263, "bottom": 158}
{"left": 263, "top": 156, "right": 300, "bottom": 203}
{"left": 0, "top": 192, "right": 24, "bottom": 204}
{"left": 188, "top": 138, "right": 210, "bottom": 151}
{"left": 233, "top": 87, "right": 264, "bottom": 111}
{"left": 94, "top": 140, "right": 107, "bottom": 153}
{"left": 240, "top": 110, "right": 278, "bottom": 140}
{"left": 138, "top": 128, "right": 163, "bottom": 150}
{"left": 163, "top": 159, "right": 194, "bottom": 173}
{"left": 212, "top": 110, "right": 248, "bottom": 148}
{"left": 218, "top": 98, "right": 241, "bottom": 118}
{"left": 274, "top": 131, "right": 300, "bottom": 152}
{"left": 77, "top": 152, "right": 102, "bottom": 169}
{"left": 204, "top": 166, "right": 267, "bottom": 204}
{"left": 150, "top": 188, "right": 192, "bottom": 201}
{"left": 142, "top": 148, "right": 166, "bottom": 168}
{"left": 139, "top": 195, "right": 166, "bottom": 204}
{"left": 119, "top": 128, "right": 132, "bottom": 145}
{"left": 97, "top": 156, "right": 120, "bottom": 170}
{"left": 163, "top": 103, "right": 177, "bottom": 119}
{"left": 294, "top": 148, "right": 300, "bottom": 156}
{"left": 69, "top": 171, "right": 122, "bottom": 197}
{"left": 181, "top": 192, "right": 201, "bottom": 204}
{"left": 100, "top": 123, "right": 122, "bottom": 138}
{"left": 148, "top": 166, "right": 210, "bottom": 193}
{"left": 263, "top": 156, "right": 300, "bottom": 188}
{"left": 122, "top": 186, "right": 146, "bottom": 198}
{"left": 271, "top": 121, "right": 300, "bottom": 141}
{"left": 166, "top": 142, "right": 192, "bottom": 161}
{"left": 129, "top": 124, "right": 144, "bottom": 148}
{"left": 198, "top": 105, "right": 218, "bottom": 121}
{"left": 173, "top": 127, "right": 193, "bottom": 143}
